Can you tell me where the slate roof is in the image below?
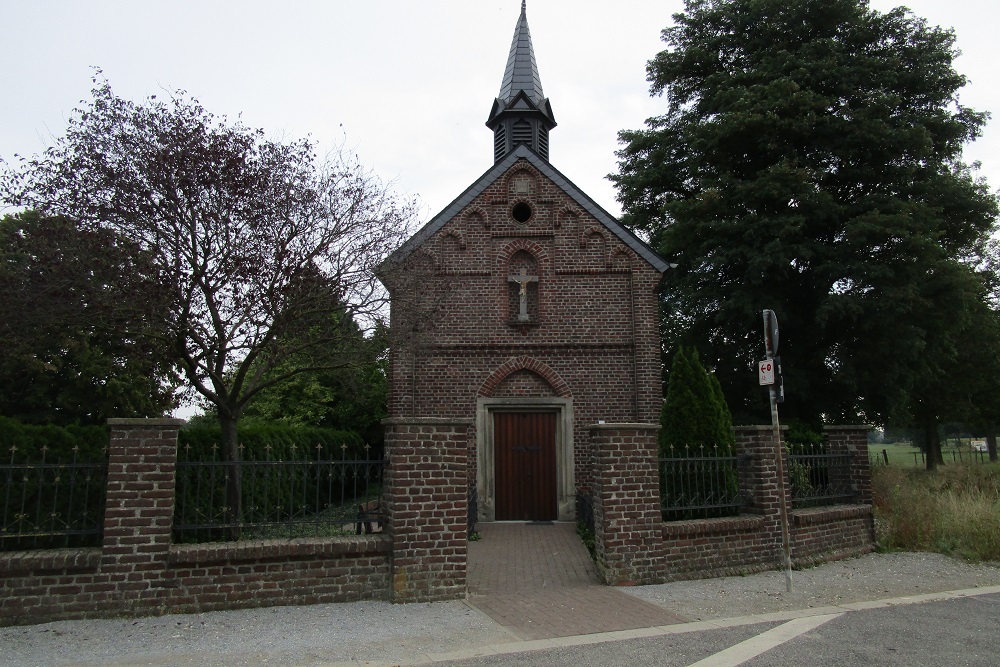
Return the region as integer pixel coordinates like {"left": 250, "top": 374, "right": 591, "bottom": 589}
{"left": 386, "top": 144, "right": 670, "bottom": 274}
{"left": 498, "top": 1, "right": 545, "bottom": 106}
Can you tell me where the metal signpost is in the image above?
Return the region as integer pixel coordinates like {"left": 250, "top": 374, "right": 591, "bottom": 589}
{"left": 760, "top": 308, "right": 792, "bottom": 593}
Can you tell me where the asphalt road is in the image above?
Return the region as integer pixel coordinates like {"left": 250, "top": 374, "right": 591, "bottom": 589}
{"left": 431, "top": 592, "right": 1000, "bottom": 667}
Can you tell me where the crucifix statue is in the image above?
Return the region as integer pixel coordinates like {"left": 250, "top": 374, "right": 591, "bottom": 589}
{"left": 508, "top": 267, "right": 538, "bottom": 321}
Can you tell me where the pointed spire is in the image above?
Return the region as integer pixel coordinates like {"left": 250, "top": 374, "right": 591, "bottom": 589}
{"left": 486, "top": 1, "right": 556, "bottom": 162}
{"left": 498, "top": 1, "right": 545, "bottom": 105}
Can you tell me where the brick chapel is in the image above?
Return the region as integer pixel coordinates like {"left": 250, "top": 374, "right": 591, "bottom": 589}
{"left": 381, "top": 2, "right": 669, "bottom": 524}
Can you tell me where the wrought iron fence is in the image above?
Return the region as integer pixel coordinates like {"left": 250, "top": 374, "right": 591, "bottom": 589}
{"left": 1, "top": 444, "right": 108, "bottom": 551}
{"left": 659, "top": 444, "right": 742, "bottom": 521}
{"left": 788, "top": 443, "right": 854, "bottom": 508}
{"left": 468, "top": 484, "right": 479, "bottom": 537}
{"left": 173, "top": 442, "right": 385, "bottom": 543}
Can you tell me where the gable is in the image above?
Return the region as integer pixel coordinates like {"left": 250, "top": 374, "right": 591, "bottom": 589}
{"left": 386, "top": 145, "right": 669, "bottom": 274}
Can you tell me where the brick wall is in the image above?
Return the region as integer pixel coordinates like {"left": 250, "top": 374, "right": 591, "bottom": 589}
{"left": 3, "top": 417, "right": 877, "bottom": 623}
{"left": 0, "top": 419, "right": 390, "bottom": 627}
{"left": 661, "top": 515, "right": 774, "bottom": 580}
{"left": 590, "top": 423, "right": 665, "bottom": 585}
{"left": 791, "top": 425, "right": 875, "bottom": 565}
{"left": 824, "top": 425, "right": 874, "bottom": 506}
{"left": 791, "top": 505, "right": 874, "bottom": 566}
{"left": 644, "top": 426, "right": 875, "bottom": 580}
{"left": 383, "top": 418, "right": 470, "bottom": 603}
{"left": 590, "top": 424, "right": 875, "bottom": 583}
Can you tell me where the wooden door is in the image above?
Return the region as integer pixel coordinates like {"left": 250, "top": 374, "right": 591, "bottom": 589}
{"left": 494, "top": 412, "right": 557, "bottom": 521}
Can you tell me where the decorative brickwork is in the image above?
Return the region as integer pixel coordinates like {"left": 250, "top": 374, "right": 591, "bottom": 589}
{"left": 384, "top": 156, "right": 666, "bottom": 519}
{"left": 383, "top": 418, "right": 470, "bottom": 603}
{"left": 590, "top": 423, "right": 665, "bottom": 585}
{"left": 477, "top": 356, "right": 572, "bottom": 399}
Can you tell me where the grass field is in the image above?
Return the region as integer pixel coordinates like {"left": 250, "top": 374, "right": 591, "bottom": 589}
{"left": 868, "top": 441, "right": 994, "bottom": 467}
{"left": 872, "top": 462, "right": 1000, "bottom": 562}
{"left": 868, "top": 442, "right": 924, "bottom": 467}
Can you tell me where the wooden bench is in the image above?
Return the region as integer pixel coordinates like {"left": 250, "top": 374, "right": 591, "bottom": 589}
{"left": 355, "top": 499, "right": 383, "bottom": 534}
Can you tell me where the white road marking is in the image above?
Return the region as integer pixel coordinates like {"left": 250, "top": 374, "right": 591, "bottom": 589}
{"left": 685, "top": 613, "right": 844, "bottom": 667}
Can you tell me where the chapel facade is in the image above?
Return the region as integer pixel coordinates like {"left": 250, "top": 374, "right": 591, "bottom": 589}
{"left": 381, "top": 2, "right": 668, "bottom": 523}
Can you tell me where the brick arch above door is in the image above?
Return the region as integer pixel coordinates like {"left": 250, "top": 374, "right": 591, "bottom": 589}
{"left": 478, "top": 356, "right": 572, "bottom": 399}
{"left": 492, "top": 369, "right": 555, "bottom": 398}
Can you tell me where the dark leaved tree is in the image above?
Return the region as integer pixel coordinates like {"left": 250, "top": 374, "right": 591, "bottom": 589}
{"left": 0, "top": 210, "right": 176, "bottom": 425}
{"left": 2, "top": 77, "right": 417, "bottom": 527}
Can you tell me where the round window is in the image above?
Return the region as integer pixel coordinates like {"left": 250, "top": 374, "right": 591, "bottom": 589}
{"left": 511, "top": 201, "right": 533, "bottom": 223}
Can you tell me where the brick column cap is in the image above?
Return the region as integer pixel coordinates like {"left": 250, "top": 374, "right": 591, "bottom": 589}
{"left": 107, "top": 418, "right": 186, "bottom": 428}
{"left": 823, "top": 425, "right": 872, "bottom": 431}
{"left": 589, "top": 422, "right": 659, "bottom": 431}
{"left": 382, "top": 417, "right": 473, "bottom": 426}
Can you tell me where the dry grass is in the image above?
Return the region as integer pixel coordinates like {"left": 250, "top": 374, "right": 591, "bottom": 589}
{"left": 873, "top": 463, "right": 1000, "bottom": 562}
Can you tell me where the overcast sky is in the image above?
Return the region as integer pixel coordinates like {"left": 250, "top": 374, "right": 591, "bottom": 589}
{"left": 2, "top": 0, "right": 997, "bottom": 222}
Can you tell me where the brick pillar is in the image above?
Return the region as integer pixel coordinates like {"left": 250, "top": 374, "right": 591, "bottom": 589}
{"left": 824, "top": 425, "right": 873, "bottom": 506}
{"left": 734, "top": 425, "right": 789, "bottom": 566}
{"left": 590, "top": 423, "right": 665, "bottom": 585}
{"left": 384, "top": 418, "right": 470, "bottom": 603}
{"left": 102, "top": 418, "right": 183, "bottom": 613}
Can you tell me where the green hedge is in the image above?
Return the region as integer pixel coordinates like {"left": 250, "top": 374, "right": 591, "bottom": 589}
{"left": 0, "top": 416, "right": 109, "bottom": 463}
{"left": 0, "top": 417, "right": 109, "bottom": 550}
{"left": 177, "top": 423, "right": 369, "bottom": 462}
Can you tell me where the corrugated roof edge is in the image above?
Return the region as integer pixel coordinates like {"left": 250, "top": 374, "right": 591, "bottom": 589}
{"left": 382, "top": 145, "right": 670, "bottom": 274}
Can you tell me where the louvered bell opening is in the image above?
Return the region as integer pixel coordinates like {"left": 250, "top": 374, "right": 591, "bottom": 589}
{"left": 538, "top": 126, "right": 549, "bottom": 160}
{"left": 512, "top": 120, "right": 532, "bottom": 148}
{"left": 494, "top": 126, "right": 507, "bottom": 161}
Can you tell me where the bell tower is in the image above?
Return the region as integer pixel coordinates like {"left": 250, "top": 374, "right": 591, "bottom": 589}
{"left": 485, "top": 1, "right": 557, "bottom": 162}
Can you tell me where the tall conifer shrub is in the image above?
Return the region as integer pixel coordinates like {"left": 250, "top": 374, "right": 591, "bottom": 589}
{"left": 660, "top": 347, "right": 734, "bottom": 454}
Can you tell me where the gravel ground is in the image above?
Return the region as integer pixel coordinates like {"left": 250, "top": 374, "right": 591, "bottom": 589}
{"left": 623, "top": 551, "right": 1000, "bottom": 620}
{"left": 3, "top": 552, "right": 999, "bottom": 667}
{"left": 0, "top": 599, "right": 516, "bottom": 667}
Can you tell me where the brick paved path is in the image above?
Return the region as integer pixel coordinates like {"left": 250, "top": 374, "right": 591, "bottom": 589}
{"left": 466, "top": 522, "right": 686, "bottom": 640}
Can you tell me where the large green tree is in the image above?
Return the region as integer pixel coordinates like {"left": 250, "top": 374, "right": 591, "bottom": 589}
{"left": 2, "top": 77, "right": 416, "bottom": 521}
{"left": 613, "top": 0, "right": 998, "bottom": 431}
{"left": 939, "top": 268, "right": 1000, "bottom": 464}
{"left": 0, "top": 211, "right": 176, "bottom": 424}
{"left": 237, "top": 321, "right": 389, "bottom": 444}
